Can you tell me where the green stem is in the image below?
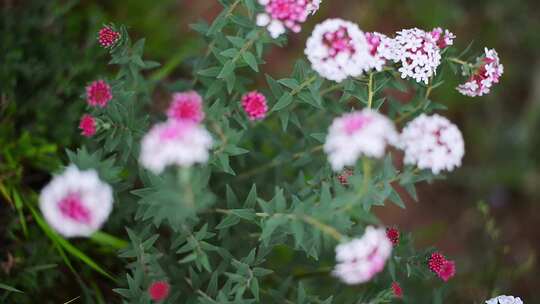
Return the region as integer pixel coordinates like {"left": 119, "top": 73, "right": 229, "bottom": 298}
{"left": 291, "top": 75, "right": 317, "bottom": 96}
{"left": 215, "top": 208, "right": 344, "bottom": 241}
{"left": 234, "top": 145, "right": 323, "bottom": 181}
{"left": 254, "top": 212, "right": 344, "bottom": 242}
{"left": 448, "top": 57, "right": 468, "bottom": 65}
{"left": 367, "top": 72, "right": 374, "bottom": 108}
{"left": 231, "top": 29, "right": 264, "bottom": 65}
{"left": 395, "top": 83, "right": 433, "bottom": 124}
{"left": 179, "top": 168, "right": 194, "bottom": 208}
{"left": 320, "top": 83, "right": 343, "bottom": 96}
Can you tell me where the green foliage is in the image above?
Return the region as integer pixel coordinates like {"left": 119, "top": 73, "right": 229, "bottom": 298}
{"left": 2, "top": 0, "right": 536, "bottom": 303}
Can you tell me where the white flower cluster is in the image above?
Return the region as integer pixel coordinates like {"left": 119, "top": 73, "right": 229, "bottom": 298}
{"left": 457, "top": 48, "right": 504, "bottom": 97}
{"left": 324, "top": 110, "right": 465, "bottom": 175}
{"left": 384, "top": 28, "right": 443, "bottom": 84}
{"left": 140, "top": 120, "right": 213, "bottom": 174}
{"left": 305, "top": 19, "right": 373, "bottom": 82}
{"left": 400, "top": 114, "right": 464, "bottom": 174}
{"left": 39, "top": 165, "right": 113, "bottom": 237}
{"left": 486, "top": 295, "right": 524, "bottom": 304}
{"left": 333, "top": 226, "right": 393, "bottom": 285}
{"left": 324, "top": 109, "right": 398, "bottom": 171}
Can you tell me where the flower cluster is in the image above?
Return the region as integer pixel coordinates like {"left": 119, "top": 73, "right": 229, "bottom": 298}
{"left": 79, "top": 114, "right": 97, "bottom": 137}
{"left": 39, "top": 166, "right": 113, "bottom": 237}
{"left": 333, "top": 226, "right": 392, "bottom": 284}
{"left": 167, "top": 91, "right": 205, "bottom": 123}
{"left": 430, "top": 27, "right": 455, "bottom": 49}
{"left": 383, "top": 28, "right": 443, "bottom": 84}
{"left": 428, "top": 252, "right": 456, "bottom": 282}
{"left": 86, "top": 80, "right": 113, "bottom": 107}
{"left": 486, "top": 295, "right": 523, "bottom": 304}
{"left": 364, "top": 32, "right": 392, "bottom": 71}
{"left": 324, "top": 109, "right": 398, "bottom": 171}
{"left": 400, "top": 114, "right": 465, "bottom": 174}
{"left": 337, "top": 168, "right": 353, "bottom": 185}
{"left": 386, "top": 227, "right": 400, "bottom": 246}
{"left": 148, "top": 281, "right": 170, "bottom": 302}
{"left": 256, "top": 0, "right": 321, "bottom": 38}
{"left": 98, "top": 26, "right": 120, "bottom": 48}
{"left": 140, "top": 120, "right": 213, "bottom": 174}
{"left": 305, "top": 19, "right": 373, "bottom": 82}
{"left": 391, "top": 282, "right": 403, "bottom": 298}
{"left": 241, "top": 91, "right": 268, "bottom": 121}
{"left": 457, "top": 48, "right": 504, "bottom": 97}
{"left": 140, "top": 91, "right": 212, "bottom": 174}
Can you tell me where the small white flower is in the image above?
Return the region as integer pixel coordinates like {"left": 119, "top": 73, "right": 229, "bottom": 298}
{"left": 140, "top": 120, "right": 213, "bottom": 174}
{"left": 333, "top": 226, "right": 393, "bottom": 285}
{"left": 305, "top": 19, "right": 372, "bottom": 82}
{"left": 307, "top": 0, "right": 322, "bottom": 14}
{"left": 400, "top": 114, "right": 465, "bottom": 174}
{"left": 324, "top": 109, "right": 398, "bottom": 171}
{"left": 39, "top": 165, "right": 113, "bottom": 238}
{"left": 385, "top": 28, "right": 442, "bottom": 84}
{"left": 486, "top": 295, "right": 524, "bottom": 304}
{"left": 267, "top": 19, "right": 286, "bottom": 38}
{"left": 256, "top": 13, "right": 271, "bottom": 27}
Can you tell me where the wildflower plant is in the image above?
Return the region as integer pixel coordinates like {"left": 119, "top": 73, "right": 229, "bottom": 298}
{"left": 26, "top": 1, "right": 515, "bottom": 303}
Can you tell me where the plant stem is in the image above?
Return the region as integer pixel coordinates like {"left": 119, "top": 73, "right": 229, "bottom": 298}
{"left": 232, "top": 29, "right": 264, "bottom": 65}
{"left": 395, "top": 82, "right": 433, "bottom": 124}
{"left": 320, "top": 83, "right": 343, "bottom": 96}
{"left": 367, "top": 72, "right": 374, "bottom": 108}
{"left": 235, "top": 145, "right": 323, "bottom": 181}
{"left": 448, "top": 57, "right": 468, "bottom": 65}
{"left": 256, "top": 212, "right": 344, "bottom": 242}
{"left": 291, "top": 75, "right": 317, "bottom": 96}
{"left": 216, "top": 207, "right": 344, "bottom": 241}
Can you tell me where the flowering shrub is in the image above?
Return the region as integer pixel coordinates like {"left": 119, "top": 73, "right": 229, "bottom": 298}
{"left": 11, "top": 0, "right": 522, "bottom": 303}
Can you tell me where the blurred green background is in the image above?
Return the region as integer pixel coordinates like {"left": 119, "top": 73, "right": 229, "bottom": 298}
{"left": 1, "top": 0, "right": 539, "bottom": 302}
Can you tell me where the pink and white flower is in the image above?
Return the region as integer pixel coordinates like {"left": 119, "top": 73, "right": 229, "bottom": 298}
{"left": 98, "top": 26, "right": 120, "bottom": 48}
{"left": 333, "top": 226, "right": 393, "bottom": 284}
{"left": 457, "top": 48, "right": 504, "bottom": 97}
{"left": 241, "top": 91, "right": 268, "bottom": 121}
{"left": 79, "top": 114, "right": 97, "bottom": 137}
{"left": 256, "top": 0, "right": 321, "bottom": 38}
{"left": 384, "top": 28, "right": 442, "bottom": 84}
{"left": 86, "top": 80, "right": 113, "bottom": 108}
{"left": 365, "top": 32, "right": 393, "bottom": 71}
{"left": 324, "top": 109, "right": 398, "bottom": 171}
{"left": 430, "top": 27, "right": 455, "bottom": 49}
{"left": 167, "top": 91, "right": 205, "bottom": 123}
{"left": 140, "top": 120, "right": 213, "bottom": 174}
{"left": 486, "top": 295, "right": 523, "bottom": 304}
{"left": 39, "top": 165, "right": 113, "bottom": 237}
{"left": 400, "top": 114, "right": 464, "bottom": 174}
{"left": 305, "top": 19, "right": 372, "bottom": 82}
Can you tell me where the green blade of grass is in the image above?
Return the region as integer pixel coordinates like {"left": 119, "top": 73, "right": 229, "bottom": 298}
{"left": 0, "top": 283, "right": 23, "bottom": 293}
{"left": 90, "top": 231, "right": 128, "bottom": 249}
{"left": 28, "top": 205, "right": 116, "bottom": 281}
{"left": 11, "top": 189, "right": 29, "bottom": 238}
{"left": 0, "top": 183, "right": 28, "bottom": 238}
